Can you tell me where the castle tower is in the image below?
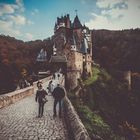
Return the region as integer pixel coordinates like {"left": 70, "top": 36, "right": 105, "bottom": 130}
{"left": 83, "top": 29, "right": 93, "bottom": 76}
{"left": 36, "top": 48, "right": 47, "bottom": 62}
{"left": 73, "top": 15, "right": 82, "bottom": 29}
{"left": 65, "top": 14, "right": 71, "bottom": 28}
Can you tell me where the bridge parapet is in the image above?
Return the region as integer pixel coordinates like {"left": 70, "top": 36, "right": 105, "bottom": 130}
{"left": 0, "top": 87, "right": 33, "bottom": 109}
{"left": 0, "top": 76, "right": 52, "bottom": 109}
{"left": 64, "top": 96, "right": 91, "bottom": 140}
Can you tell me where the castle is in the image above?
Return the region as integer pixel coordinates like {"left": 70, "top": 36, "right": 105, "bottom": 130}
{"left": 50, "top": 14, "right": 93, "bottom": 89}
{"left": 37, "top": 14, "right": 93, "bottom": 89}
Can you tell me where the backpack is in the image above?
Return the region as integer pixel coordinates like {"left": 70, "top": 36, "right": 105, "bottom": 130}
{"left": 52, "top": 86, "right": 65, "bottom": 100}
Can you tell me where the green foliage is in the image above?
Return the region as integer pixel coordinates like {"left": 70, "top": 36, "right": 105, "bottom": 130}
{"left": 83, "top": 66, "right": 112, "bottom": 86}
{"left": 81, "top": 66, "right": 140, "bottom": 139}
{"left": 0, "top": 35, "right": 53, "bottom": 93}
{"left": 83, "top": 66, "right": 100, "bottom": 85}
{"left": 69, "top": 66, "right": 140, "bottom": 139}
{"left": 76, "top": 105, "right": 124, "bottom": 140}
{"left": 89, "top": 68, "right": 128, "bottom": 125}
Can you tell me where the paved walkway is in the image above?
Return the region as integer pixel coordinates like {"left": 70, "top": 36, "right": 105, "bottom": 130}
{"left": 0, "top": 81, "right": 69, "bottom": 140}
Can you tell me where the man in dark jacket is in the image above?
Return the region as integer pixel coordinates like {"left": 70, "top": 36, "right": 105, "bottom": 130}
{"left": 35, "top": 84, "right": 48, "bottom": 117}
{"left": 52, "top": 84, "right": 66, "bottom": 118}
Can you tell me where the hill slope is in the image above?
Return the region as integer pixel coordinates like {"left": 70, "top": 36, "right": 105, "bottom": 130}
{"left": 92, "top": 28, "right": 140, "bottom": 72}
{"left": 0, "top": 35, "right": 53, "bottom": 93}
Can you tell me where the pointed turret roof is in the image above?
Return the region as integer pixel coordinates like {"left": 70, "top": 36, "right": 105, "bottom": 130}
{"left": 36, "top": 48, "right": 47, "bottom": 62}
{"left": 54, "top": 22, "right": 57, "bottom": 31}
{"left": 73, "top": 15, "right": 82, "bottom": 29}
{"left": 80, "top": 38, "right": 88, "bottom": 54}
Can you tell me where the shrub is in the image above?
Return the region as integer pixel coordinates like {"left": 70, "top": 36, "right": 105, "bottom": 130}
{"left": 76, "top": 105, "right": 124, "bottom": 140}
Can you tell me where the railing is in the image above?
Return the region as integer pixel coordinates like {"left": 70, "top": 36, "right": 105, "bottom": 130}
{"left": 0, "top": 76, "right": 52, "bottom": 109}
{"left": 0, "top": 87, "right": 33, "bottom": 109}
{"left": 63, "top": 97, "right": 91, "bottom": 140}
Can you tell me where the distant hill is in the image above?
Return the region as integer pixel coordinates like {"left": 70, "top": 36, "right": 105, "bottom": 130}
{"left": 0, "top": 35, "right": 53, "bottom": 94}
{"left": 92, "top": 28, "right": 140, "bottom": 72}
{"left": 0, "top": 35, "right": 41, "bottom": 67}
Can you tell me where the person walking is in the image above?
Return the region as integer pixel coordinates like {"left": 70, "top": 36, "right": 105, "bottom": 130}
{"left": 37, "top": 80, "right": 42, "bottom": 88}
{"left": 48, "top": 80, "right": 54, "bottom": 95}
{"left": 52, "top": 84, "right": 66, "bottom": 118}
{"left": 35, "top": 84, "right": 48, "bottom": 117}
{"left": 53, "top": 73, "right": 55, "bottom": 80}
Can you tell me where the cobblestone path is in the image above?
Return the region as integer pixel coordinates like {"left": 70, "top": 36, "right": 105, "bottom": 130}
{"left": 0, "top": 82, "right": 69, "bottom": 140}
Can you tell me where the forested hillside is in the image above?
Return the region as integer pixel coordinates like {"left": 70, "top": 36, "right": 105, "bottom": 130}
{"left": 0, "top": 35, "right": 53, "bottom": 93}
{"left": 69, "top": 66, "right": 140, "bottom": 140}
{"left": 92, "top": 28, "right": 140, "bottom": 72}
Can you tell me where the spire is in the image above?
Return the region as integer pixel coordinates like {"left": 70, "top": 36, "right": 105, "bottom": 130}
{"left": 80, "top": 37, "right": 89, "bottom": 54}
{"left": 75, "top": 10, "right": 78, "bottom": 16}
{"left": 36, "top": 49, "right": 47, "bottom": 62}
{"left": 73, "top": 11, "right": 82, "bottom": 29}
{"left": 54, "top": 22, "right": 57, "bottom": 31}
{"left": 53, "top": 43, "right": 57, "bottom": 55}
{"left": 71, "top": 34, "right": 77, "bottom": 51}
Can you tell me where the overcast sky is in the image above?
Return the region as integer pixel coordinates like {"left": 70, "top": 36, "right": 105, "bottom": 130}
{"left": 0, "top": 0, "right": 140, "bottom": 41}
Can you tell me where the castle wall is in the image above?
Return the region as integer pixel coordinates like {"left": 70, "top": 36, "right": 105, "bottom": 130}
{"left": 84, "top": 30, "right": 93, "bottom": 76}
{"left": 53, "top": 28, "right": 66, "bottom": 55}
{"left": 73, "top": 29, "right": 82, "bottom": 50}
{"left": 67, "top": 71, "right": 81, "bottom": 90}
{"left": 66, "top": 51, "right": 84, "bottom": 89}
{"left": 74, "top": 52, "right": 83, "bottom": 73}
{"left": 85, "top": 54, "right": 92, "bottom": 75}
{"left": 67, "top": 51, "right": 83, "bottom": 73}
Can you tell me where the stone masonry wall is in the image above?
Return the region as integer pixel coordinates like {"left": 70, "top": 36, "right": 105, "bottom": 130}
{"left": 67, "top": 71, "right": 81, "bottom": 90}
{"left": 85, "top": 54, "right": 92, "bottom": 76}
{"left": 67, "top": 51, "right": 83, "bottom": 73}
{"left": 0, "top": 87, "right": 33, "bottom": 109}
{"left": 63, "top": 96, "right": 91, "bottom": 140}
{"left": 0, "top": 76, "right": 52, "bottom": 109}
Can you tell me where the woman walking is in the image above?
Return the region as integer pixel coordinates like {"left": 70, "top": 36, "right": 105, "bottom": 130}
{"left": 35, "top": 84, "right": 48, "bottom": 117}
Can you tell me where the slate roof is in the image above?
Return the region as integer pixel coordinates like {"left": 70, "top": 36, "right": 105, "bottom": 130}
{"left": 36, "top": 49, "right": 47, "bottom": 62}
{"left": 73, "top": 15, "right": 82, "bottom": 29}
{"left": 50, "top": 55, "right": 67, "bottom": 63}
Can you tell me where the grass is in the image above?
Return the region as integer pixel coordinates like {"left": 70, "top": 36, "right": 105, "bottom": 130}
{"left": 76, "top": 105, "right": 125, "bottom": 140}
{"left": 83, "top": 66, "right": 111, "bottom": 86}
{"left": 83, "top": 66, "right": 100, "bottom": 85}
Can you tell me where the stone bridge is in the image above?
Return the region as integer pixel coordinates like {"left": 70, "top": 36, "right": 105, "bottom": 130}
{"left": 0, "top": 77, "right": 90, "bottom": 140}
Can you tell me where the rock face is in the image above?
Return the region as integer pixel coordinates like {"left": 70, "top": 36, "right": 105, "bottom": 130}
{"left": 63, "top": 97, "right": 91, "bottom": 140}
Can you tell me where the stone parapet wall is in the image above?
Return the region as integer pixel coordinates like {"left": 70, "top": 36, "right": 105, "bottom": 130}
{"left": 63, "top": 97, "right": 91, "bottom": 140}
{"left": 0, "top": 76, "right": 52, "bottom": 109}
{"left": 0, "top": 87, "right": 33, "bottom": 109}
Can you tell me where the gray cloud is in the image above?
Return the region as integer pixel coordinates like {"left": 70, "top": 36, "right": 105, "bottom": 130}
{"left": 86, "top": 0, "right": 140, "bottom": 30}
